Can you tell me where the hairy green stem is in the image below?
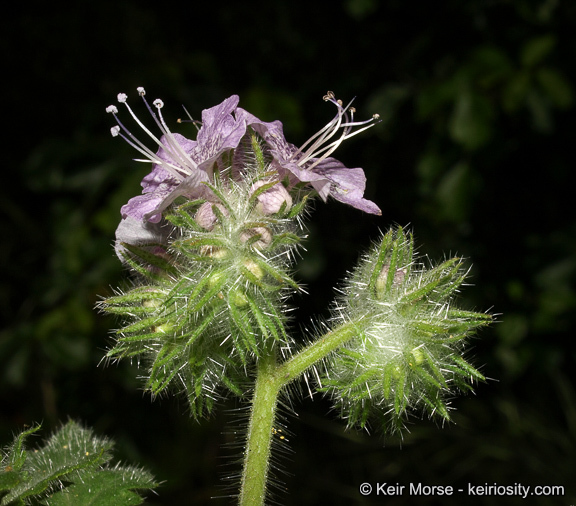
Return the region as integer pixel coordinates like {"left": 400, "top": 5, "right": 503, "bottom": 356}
{"left": 238, "top": 320, "right": 362, "bottom": 505}
{"left": 239, "top": 351, "right": 282, "bottom": 506}
{"left": 278, "top": 320, "right": 364, "bottom": 382}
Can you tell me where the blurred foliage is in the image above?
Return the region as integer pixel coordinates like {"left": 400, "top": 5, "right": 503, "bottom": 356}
{"left": 3, "top": 0, "right": 575, "bottom": 504}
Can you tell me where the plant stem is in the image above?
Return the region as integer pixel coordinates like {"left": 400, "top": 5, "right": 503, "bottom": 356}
{"left": 238, "top": 320, "right": 362, "bottom": 505}
{"left": 278, "top": 320, "right": 364, "bottom": 382}
{"left": 238, "top": 351, "right": 282, "bottom": 506}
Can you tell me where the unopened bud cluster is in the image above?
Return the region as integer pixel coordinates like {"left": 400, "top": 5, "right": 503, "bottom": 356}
{"left": 320, "top": 228, "right": 491, "bottom": 433}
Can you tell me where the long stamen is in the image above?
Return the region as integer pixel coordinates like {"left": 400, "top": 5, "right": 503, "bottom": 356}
{"left": 148, "top": 94, "right": 199, "bottom": 174}
{"left": 135, "top": 88, "right": 198, "bottom": 177}
{"left": 177, "top": 106, "right": 202, "bottom": 131}
{"left": 290, "top": 92, "right": 380, "bottom": 171}
{"left": 305, "top": 118, "right": 380, "bottom": 171}
{"left": 290, "top": 101, "right": 342, "bottom": 158}
{"left": 289, "top": 92, "right": 347, "bottom": 162}
{"left": 117, "top": 92, "right": 165, "bottom": 147}
{"left": 106, "top": 88, "right": 201, "bottom": 180}
{"left": 106, "top": 104, "right": 182, "bottom": 175}
{"left": 296, "top": 108, "right": 346, "bottom": 165}
{"left": 108, "top": 124, "right": 185, "bottom": 178}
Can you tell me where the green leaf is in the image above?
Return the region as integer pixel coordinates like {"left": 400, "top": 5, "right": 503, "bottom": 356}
{"left": 521, "top": 34, "right": 555, "bottom": 67}
{"left": 0, "top": 422, "right": 157, "bottom": 506}
{"left": 448, "top": 91, "right": 494, "bottom": 150}
{"left": 44, "top": 467, "right": 156, "bottom": 506}
{"left": 1, "top": 424, "right": 41, "bottom": 474}
{"left": 536, "top": 67, "right": 574, "bottom": 109}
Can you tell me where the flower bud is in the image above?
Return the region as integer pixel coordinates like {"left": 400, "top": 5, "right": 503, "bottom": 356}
{"left": 251, "top": 181, "right": 292, "bottom": 215}
{"left": 195, "top": 202, "right": 229, "bottom": 230}
{"left": 229, "top": 288, "right": 249, "bottom": 308}
{"left": 375, "top": 263, "right": 407, "bottom": 298}
{"left": 240, "top": 227, "right": 272, "bottom": 249}
{"left": 242, "top": 258, "right": 264, "bottom": 281}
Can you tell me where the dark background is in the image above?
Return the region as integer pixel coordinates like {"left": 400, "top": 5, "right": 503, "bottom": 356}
{"left": 2, "top": 1, "right": 575, "bottom": 504}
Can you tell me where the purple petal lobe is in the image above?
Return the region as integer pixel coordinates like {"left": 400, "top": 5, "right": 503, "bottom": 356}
{"left": 114, "top": 215, "right": 172, "bottom": 260}
{"left": 314, "top": 158, "right": 382, "bottom": 215}
{"left": 192, "top": 95, "right": 247, "bottom": 173}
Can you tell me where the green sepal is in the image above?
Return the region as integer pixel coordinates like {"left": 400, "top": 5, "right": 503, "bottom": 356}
{"left": 120, "top": 242, "right": 178, "bottom": 277}
{"left": 201, "top": 182, "right": 236, "bottom": 218}
{"left": 229, "top": 302, "right": 258, "bottom": 359}
{"left": 164, "top": 199, "right": 205, "bottom": 230}
{"left": 393, "top": 376, "right": 407, "bottom": 415}
{"left": 220, "top": 374, "right": 246, "bottom": 398}
{"left": 172, "top": 235, "right": 229, "bottom": 255}
{"left": 320, "top": 226, "right": 491, "bottom": 434}
{"left": 248, "top": 255, "right": 300, "bottom": 291}
{"left": 421, "top": 348, "right": 448, "bottom": 387}
{"left": 116, "top": 316, "right": 166, "bottom": 335}
{"left": 268, "top": 231, "right": 302, "bottom": 251}
{"left": 348, "top": 368, "right": 380, "bottom": 391}
{"left": 413, "top": 363, "right": 445, "bottom": 390}
{"left": 104, "top": 287, "right": 167, "bottom": 306}
{"left": 419, "top": 388, "right": 451, "bottom": 421}
{"left": 450, "top": 355, "right": 486, "bottom": 381}
{"left": 286, "top": 194, "right": 309, "bottom": 219}
{"left": 399, "top": 257, "right": 462, "bottom": 304}
{"left": 249, "top": 130, "right": 267, "bottom": 171}
{"left": 188, "top": 271, "right": 228, "bottom": 312}
{"left": 368, "top": 227, "right": 396, "bottom": 294}
{"left": 447, "top": 309, "right": 493, "bottom": 324}
{"left": 183, "top": 305, "right": 224, "bottom": 347}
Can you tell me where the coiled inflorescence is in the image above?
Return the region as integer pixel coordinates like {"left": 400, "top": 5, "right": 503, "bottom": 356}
{"left": 320, "top": 228, "right": 492, "bottom": 433}
{"left": 100, "top": 141, "right": 308, "bottom": 418}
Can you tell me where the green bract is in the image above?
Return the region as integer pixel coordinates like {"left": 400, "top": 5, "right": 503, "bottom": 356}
{"left": 320, "top": 228, "right": 492, "bottom": 432}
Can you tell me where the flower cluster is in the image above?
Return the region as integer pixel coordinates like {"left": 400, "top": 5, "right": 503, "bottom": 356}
{"left": 101, "top": 89, "right": 381, "bottom": 415}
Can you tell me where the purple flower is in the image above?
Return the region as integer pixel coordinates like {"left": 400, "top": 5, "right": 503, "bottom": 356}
{"left": 236, "top": 91, "right": 381, "bottom": 215}
{"left": 107, "top": 89, "right": 381, "bottom": 255}
{"left": 107, "top": 89, "right": 246, "bottom": 224}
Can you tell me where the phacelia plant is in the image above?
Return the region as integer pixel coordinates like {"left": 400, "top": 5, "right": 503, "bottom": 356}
{"left": 98, "top": 88, "right": 491, "bottom": 505}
